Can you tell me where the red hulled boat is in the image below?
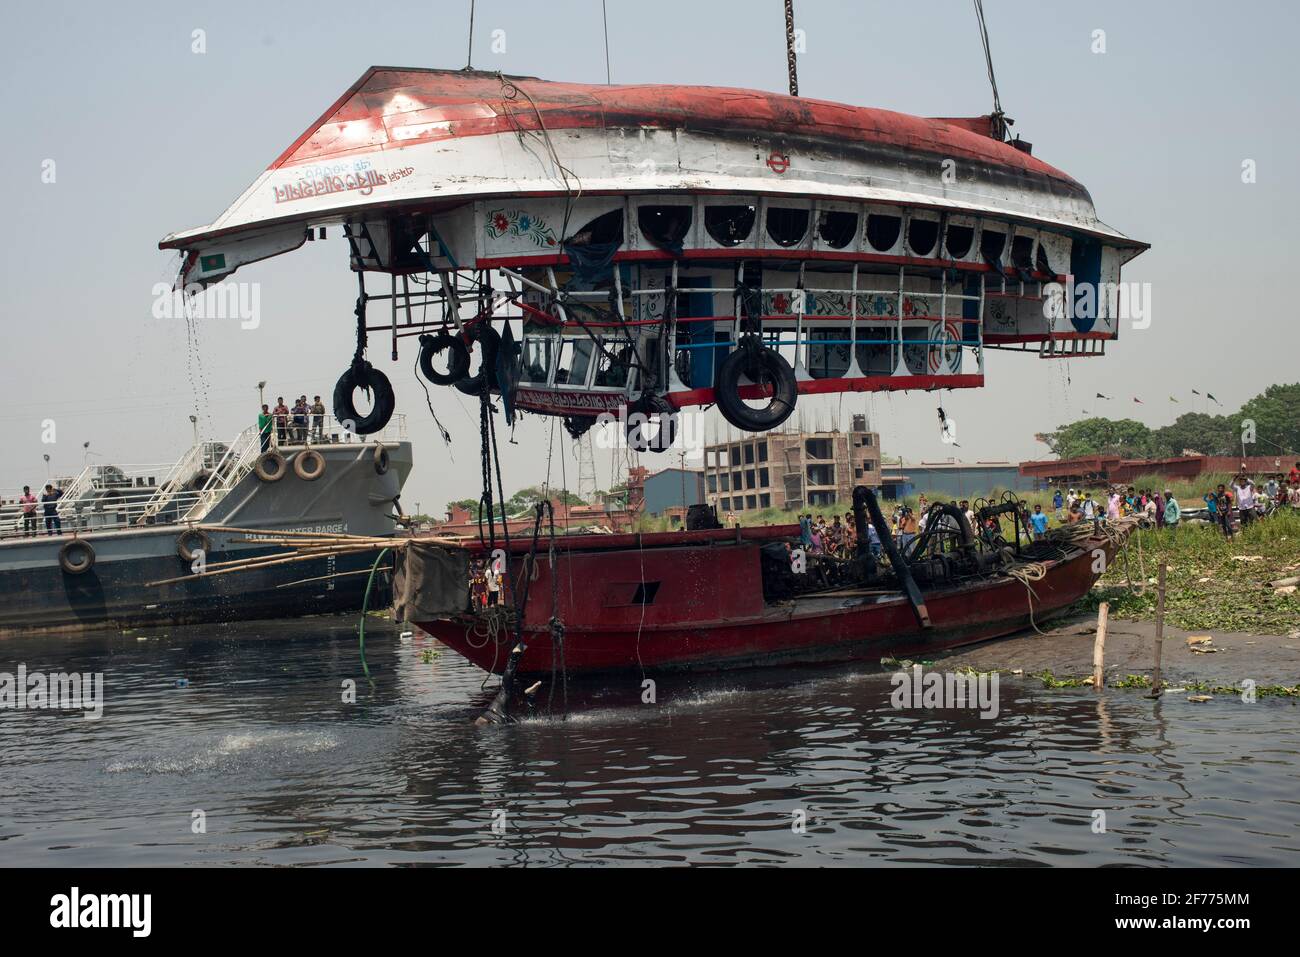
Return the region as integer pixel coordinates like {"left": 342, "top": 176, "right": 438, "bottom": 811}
{"left": 401, "top": 508, "right": 1121, "bottom": 677}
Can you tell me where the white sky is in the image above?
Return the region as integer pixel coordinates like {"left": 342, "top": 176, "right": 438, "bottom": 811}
{"left": 2, "top": 0, "right": 1296, "bottom": 512}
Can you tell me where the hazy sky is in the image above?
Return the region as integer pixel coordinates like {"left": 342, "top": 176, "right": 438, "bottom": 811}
{"left": 3, "top": 0, "right": 1296, "bottom": 513}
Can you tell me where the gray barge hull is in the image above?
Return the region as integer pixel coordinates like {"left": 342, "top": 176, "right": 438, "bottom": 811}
{"left": 0, "top": 442, "right": 412, "bottom": 637}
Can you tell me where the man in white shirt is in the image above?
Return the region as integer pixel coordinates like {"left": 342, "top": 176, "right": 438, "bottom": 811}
{"left": 1232, "top": 474, "right": 1257, "bottom": 529}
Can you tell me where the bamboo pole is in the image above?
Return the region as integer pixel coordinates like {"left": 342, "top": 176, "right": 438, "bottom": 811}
{"left": 1092, "top": 601, "right": 1109, "bottom": 690}
{"left": 1151, "top": 562, "right": 1166, "bottom": 698}
{"left": 144, "top": 544, "right": 392, "bottom": 587}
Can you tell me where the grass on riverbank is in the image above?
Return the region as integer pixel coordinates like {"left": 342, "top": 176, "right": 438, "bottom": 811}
{"left": 1090, "top": 508, "right": 1300, "bottom": 634}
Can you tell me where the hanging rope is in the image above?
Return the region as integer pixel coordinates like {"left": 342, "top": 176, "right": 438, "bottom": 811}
{"left": 466, "top": 0, "right": 476, "bottom": 70}
{"left": 971, "top": 0, "right": 1005, "bottom": 138}
{"left": 601, "top": 0, "right": 612, "bottom": 84}
{"left": 784, "top": 0, "right": 799, "bottom": 97}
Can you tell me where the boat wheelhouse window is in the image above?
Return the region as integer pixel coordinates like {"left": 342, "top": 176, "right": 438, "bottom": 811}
{"left": 554, "top": 338, "right": 595, "bottom": 386}
{"left": 638, "top": 205, "right": 692, "bottom": 247}
{"left": 521, "top": 337, "right": 555, "bottom": 383}
{"left": 817, "top": 210, "right": 859, "bottom": 249}
{"left": 980, "top": 228, "right": 1006, "bottom": 263}
{"left": 907, "top": 218, "right": 939, "bottom": 256}
{"left": 704, "top": 205, "right": 756, "bottom": 246}
{"left": 865, "top": 213, "right": 901, "bottom": 251}
{"left": 1011, "top": 235, "right": 1035, "bottom": 271}
{"left": 945, "top": 224, "right": 975, "bottom": 259}
{"left": 594, "top": 338, "right": 634, "bottom": 388}
{"left": 766, "top": 207, "right": 809, "bottom": 247}
{"left": 567, "top": 209, "right": 625, "bottom": 246}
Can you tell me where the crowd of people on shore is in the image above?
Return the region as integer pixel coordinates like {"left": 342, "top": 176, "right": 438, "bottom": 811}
{"left": 257, "top": 395, "right": 328, "bottom": 451}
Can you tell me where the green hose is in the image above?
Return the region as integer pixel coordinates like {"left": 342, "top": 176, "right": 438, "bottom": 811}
{"left": 358, "top": 547, "right": 391, "bottom": 685}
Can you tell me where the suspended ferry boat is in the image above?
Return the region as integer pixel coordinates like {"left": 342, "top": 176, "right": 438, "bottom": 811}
{"left": 160, "top": 67, "right": 1148, "bottom": 444}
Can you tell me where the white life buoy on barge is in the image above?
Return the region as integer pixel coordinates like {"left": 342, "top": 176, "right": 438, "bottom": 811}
{"left": 293, "top": 449, "right": 326, "bottom": 481}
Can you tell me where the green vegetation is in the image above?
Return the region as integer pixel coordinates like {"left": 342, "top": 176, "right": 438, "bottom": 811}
{"left": 1038, "top": 382, "right": 1299, "bottom": 460}
{"left": 1090, "top": 508, "right": 1300, "bottom": 633}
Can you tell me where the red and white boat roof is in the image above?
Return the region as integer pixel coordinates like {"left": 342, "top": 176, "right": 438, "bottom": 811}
{"left": 160, "top": 66, "right": 1145, "bottom": 280}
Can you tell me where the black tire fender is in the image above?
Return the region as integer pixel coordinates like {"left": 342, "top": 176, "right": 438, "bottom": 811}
{"left": 715, "top": 337, "right": 797, "bottom": 432}
{"left": 293, "top": 449, "right": 326, "bottom": 481}
{"left": 333, "top": 361, "right": 396, "bottom": 435}
{"left": 59, "top": 539, "right": 95, "bottom": 575}
{"left": 418, "top": 332, "right": 470, "bottom": 386}
{"left": 254, "top": 451, "right": 287, "bottom": 482}
{"left": 626, "top": 394, "right": 678, "bottom": 453}
{"left": 374, "top": 445, "right": 390, "bottom": 475}
{"left": 453, "top": 323, "right": 502, "bottom": 396}
{"left": 177, "top": 528, "right": 211, "bottom": 562}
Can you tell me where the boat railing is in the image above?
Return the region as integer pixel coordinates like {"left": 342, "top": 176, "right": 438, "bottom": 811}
{"left": 0, "top": 482, "right": 209, "bottom": 540}
{"left": 259, "top": 412, "right": 408, "bottom": 449}
{"left": 135, "top": 439, "right": 209, "bottom": 524}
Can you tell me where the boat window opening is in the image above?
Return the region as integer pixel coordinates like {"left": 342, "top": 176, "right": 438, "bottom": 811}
{"left": 554, "top": 338, "right": 595, "bottom": 386}
{"left": 630, "top": 581, "right": 661, "bottom": 605}
{"left": 907, "top": 218, "right": 939, "bottom": 256}
{"left": 945, "top": 224, "right": 975, "bottom": 259}
{"left": 807, "top": 329, "right": 851, "bottom": 379}
{"left": 1035, "top": 242, "right": 1054, "bottom": 276}
{"left": 566, "top": 208, "right": 624, "bottom": 246}
{"left": 866, "top": 214, "right": 902, "bottom": 252}
{"left": 854, "top": 328, "right": 894, "bottom": 375}
{"left": 980, "top": 228, "right": 1006, "bottom": 263}
{"left": 901, "top": 326, "right": 929, "bottom": 375}
{"left": 817, "top": 210, "right": 859, "bottom": 249}
{"left": 638, "top": 205, "right": 692, "bottom": 248}
{"left": 520, "top": 337, "right": 555, "bottom": 384}
{"left": 594, "top": 338, "right": 634, "bottom": 388}
{"left": 766, "top": 207, "right": 809, "bottom": 247}
{"left": 704, "top": 205, "right": 756, "bottom": 246}
{"left": 1011, "top": 235, "right": 1035, "bottom": 271}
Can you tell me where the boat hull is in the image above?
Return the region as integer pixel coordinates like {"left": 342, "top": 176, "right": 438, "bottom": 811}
{"left": 416, "top": 532, "right": 1113, "bottom": 675}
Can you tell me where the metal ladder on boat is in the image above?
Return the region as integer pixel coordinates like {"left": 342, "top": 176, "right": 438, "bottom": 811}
{"left": 180, "top": 426, "right": 261, "bottom": 523}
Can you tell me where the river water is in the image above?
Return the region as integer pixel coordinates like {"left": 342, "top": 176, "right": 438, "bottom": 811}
{"left": 1, "top": 615, "right": 1296, "bottom": 866}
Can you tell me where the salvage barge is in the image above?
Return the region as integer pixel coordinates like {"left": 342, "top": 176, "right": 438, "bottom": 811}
{"left": 397, "top": 492, "right": 1129, "bottom": 677}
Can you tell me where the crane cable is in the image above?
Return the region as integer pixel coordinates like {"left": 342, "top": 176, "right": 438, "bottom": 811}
{"left": 784, "top": 0, "right": 799, "bottom": 97}
{"left": 972, "top": 0, "right": 1006, "bottom": 139}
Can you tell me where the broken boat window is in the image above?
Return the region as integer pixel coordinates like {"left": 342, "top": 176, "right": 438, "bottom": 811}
{"left": 945, "top": 224, "right": 975, "bottom": 259}
{"left": 1011, "top": 235, "right": 1035, "bottom": 271}
{"left": 865, "top": 213, "right": 902, "bottom": 252}
{"left": 594, "top": 338, "right": 634, "bottom": 388}
{"left": 638, "top": 205, "right": 692, "bottom": 248}
{"left": 766, "top": 207, "right": 809, "bottom": 247}
{"left": 630, "top": 581, "right": 661, "bottom": 605}
{"left": 554, "top": 338, "right": 595, "bottom": 386}
{"left": 520, "top": 337, "right": 555, "bottom": 384}
{"left": 980, "top": 228, "right": 1006, "bottom": 264}
{"left": 704, "top": 205, "right": 756, "bottom": 246}
{"left": 817, "top": 210, "right": 859, "bottom": 249}
{"left": 907, "top": 218, "right": 939, "bottom": 256}
{"left": 567, "top": 208, "right": 625, "bottom": 246}
{"left": 1036, "top": 241, "right": 1055, "bottom": 276}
